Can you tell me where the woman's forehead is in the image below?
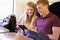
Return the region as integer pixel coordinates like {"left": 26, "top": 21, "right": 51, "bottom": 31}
{"left": 26, "top": 6, "right": 34, "bottom": 9}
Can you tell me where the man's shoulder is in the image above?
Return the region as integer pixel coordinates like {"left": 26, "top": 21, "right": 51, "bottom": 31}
{"left": 50, "top": 13, "right": 60, "bottom": 19}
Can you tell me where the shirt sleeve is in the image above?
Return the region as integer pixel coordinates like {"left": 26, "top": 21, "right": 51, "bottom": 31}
{"left": 18, "top": 13, "right": 26, "bottom": 25}
{"left": 53, "top": 16, "right": 60, "bottom": 27}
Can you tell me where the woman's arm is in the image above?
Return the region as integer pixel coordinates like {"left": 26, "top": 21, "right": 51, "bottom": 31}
{"left": 31, "top": 16, "right": 38, "bottom": 32}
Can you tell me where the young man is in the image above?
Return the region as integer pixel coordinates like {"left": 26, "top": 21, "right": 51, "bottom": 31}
{"left": 34, "top": 0, "right": 60, "bottom": 40}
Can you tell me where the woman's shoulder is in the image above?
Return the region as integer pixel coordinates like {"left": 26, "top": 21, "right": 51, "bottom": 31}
{"left": 31, "top": 16, "right": 39, "bottom": 24}
{"left": 19, "top": 13, "right": 26, "bottom": 19}
{"left": 33, "top": 16, "right": 39, "bottom": 21}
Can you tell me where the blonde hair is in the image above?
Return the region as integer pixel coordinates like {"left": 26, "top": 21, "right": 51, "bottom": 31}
{"left": 25, "top": 2, "right": 36, "bottom": 23}
{"left": 26, "top": 2, "right": 36, "bottom": 11}
{"left": 36, "top": 0, "right": 49, "bottom": 6}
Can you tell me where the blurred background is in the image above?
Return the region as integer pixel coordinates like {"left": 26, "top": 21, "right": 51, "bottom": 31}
{"left": 0, "top": 0, "right": 60, "bottom": 26}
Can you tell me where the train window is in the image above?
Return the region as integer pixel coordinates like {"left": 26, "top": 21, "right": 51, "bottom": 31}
{"left": 0, "top": 0, "right": 14, "bottom": 19}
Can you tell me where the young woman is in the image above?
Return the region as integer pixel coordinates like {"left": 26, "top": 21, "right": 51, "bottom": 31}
{"left": 18, "top": 2, "right": 36, "bottom": 30}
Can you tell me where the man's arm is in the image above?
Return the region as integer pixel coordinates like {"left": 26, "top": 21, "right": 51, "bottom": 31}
{"left": 47, "top": 27, "right": 60, "bottom": 40}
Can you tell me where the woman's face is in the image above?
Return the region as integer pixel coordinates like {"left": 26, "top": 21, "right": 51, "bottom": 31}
{"left": 25, "top": 6, "right": 34, "bottom": 17}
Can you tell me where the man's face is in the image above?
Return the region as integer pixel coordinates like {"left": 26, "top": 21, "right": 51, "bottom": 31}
{"left": 37, "top": 3, "right": 46, "bottom": 16}
{"left": 25, "top": 6, "right": 34, "bottom": 17}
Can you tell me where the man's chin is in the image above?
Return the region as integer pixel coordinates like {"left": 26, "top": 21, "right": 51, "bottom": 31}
{"left": 40, "top": 14, "right": 42, "bottom": 16}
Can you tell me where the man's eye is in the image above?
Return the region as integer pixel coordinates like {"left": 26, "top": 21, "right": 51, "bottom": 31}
{"left": 31, "top": 9, "right": 33, "bottom": 10}
{"left": 27, "top": 9, "right": 29, "bottom": 10}
{"left": 38, "top": 7, "right": 41, "bottom": 9}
